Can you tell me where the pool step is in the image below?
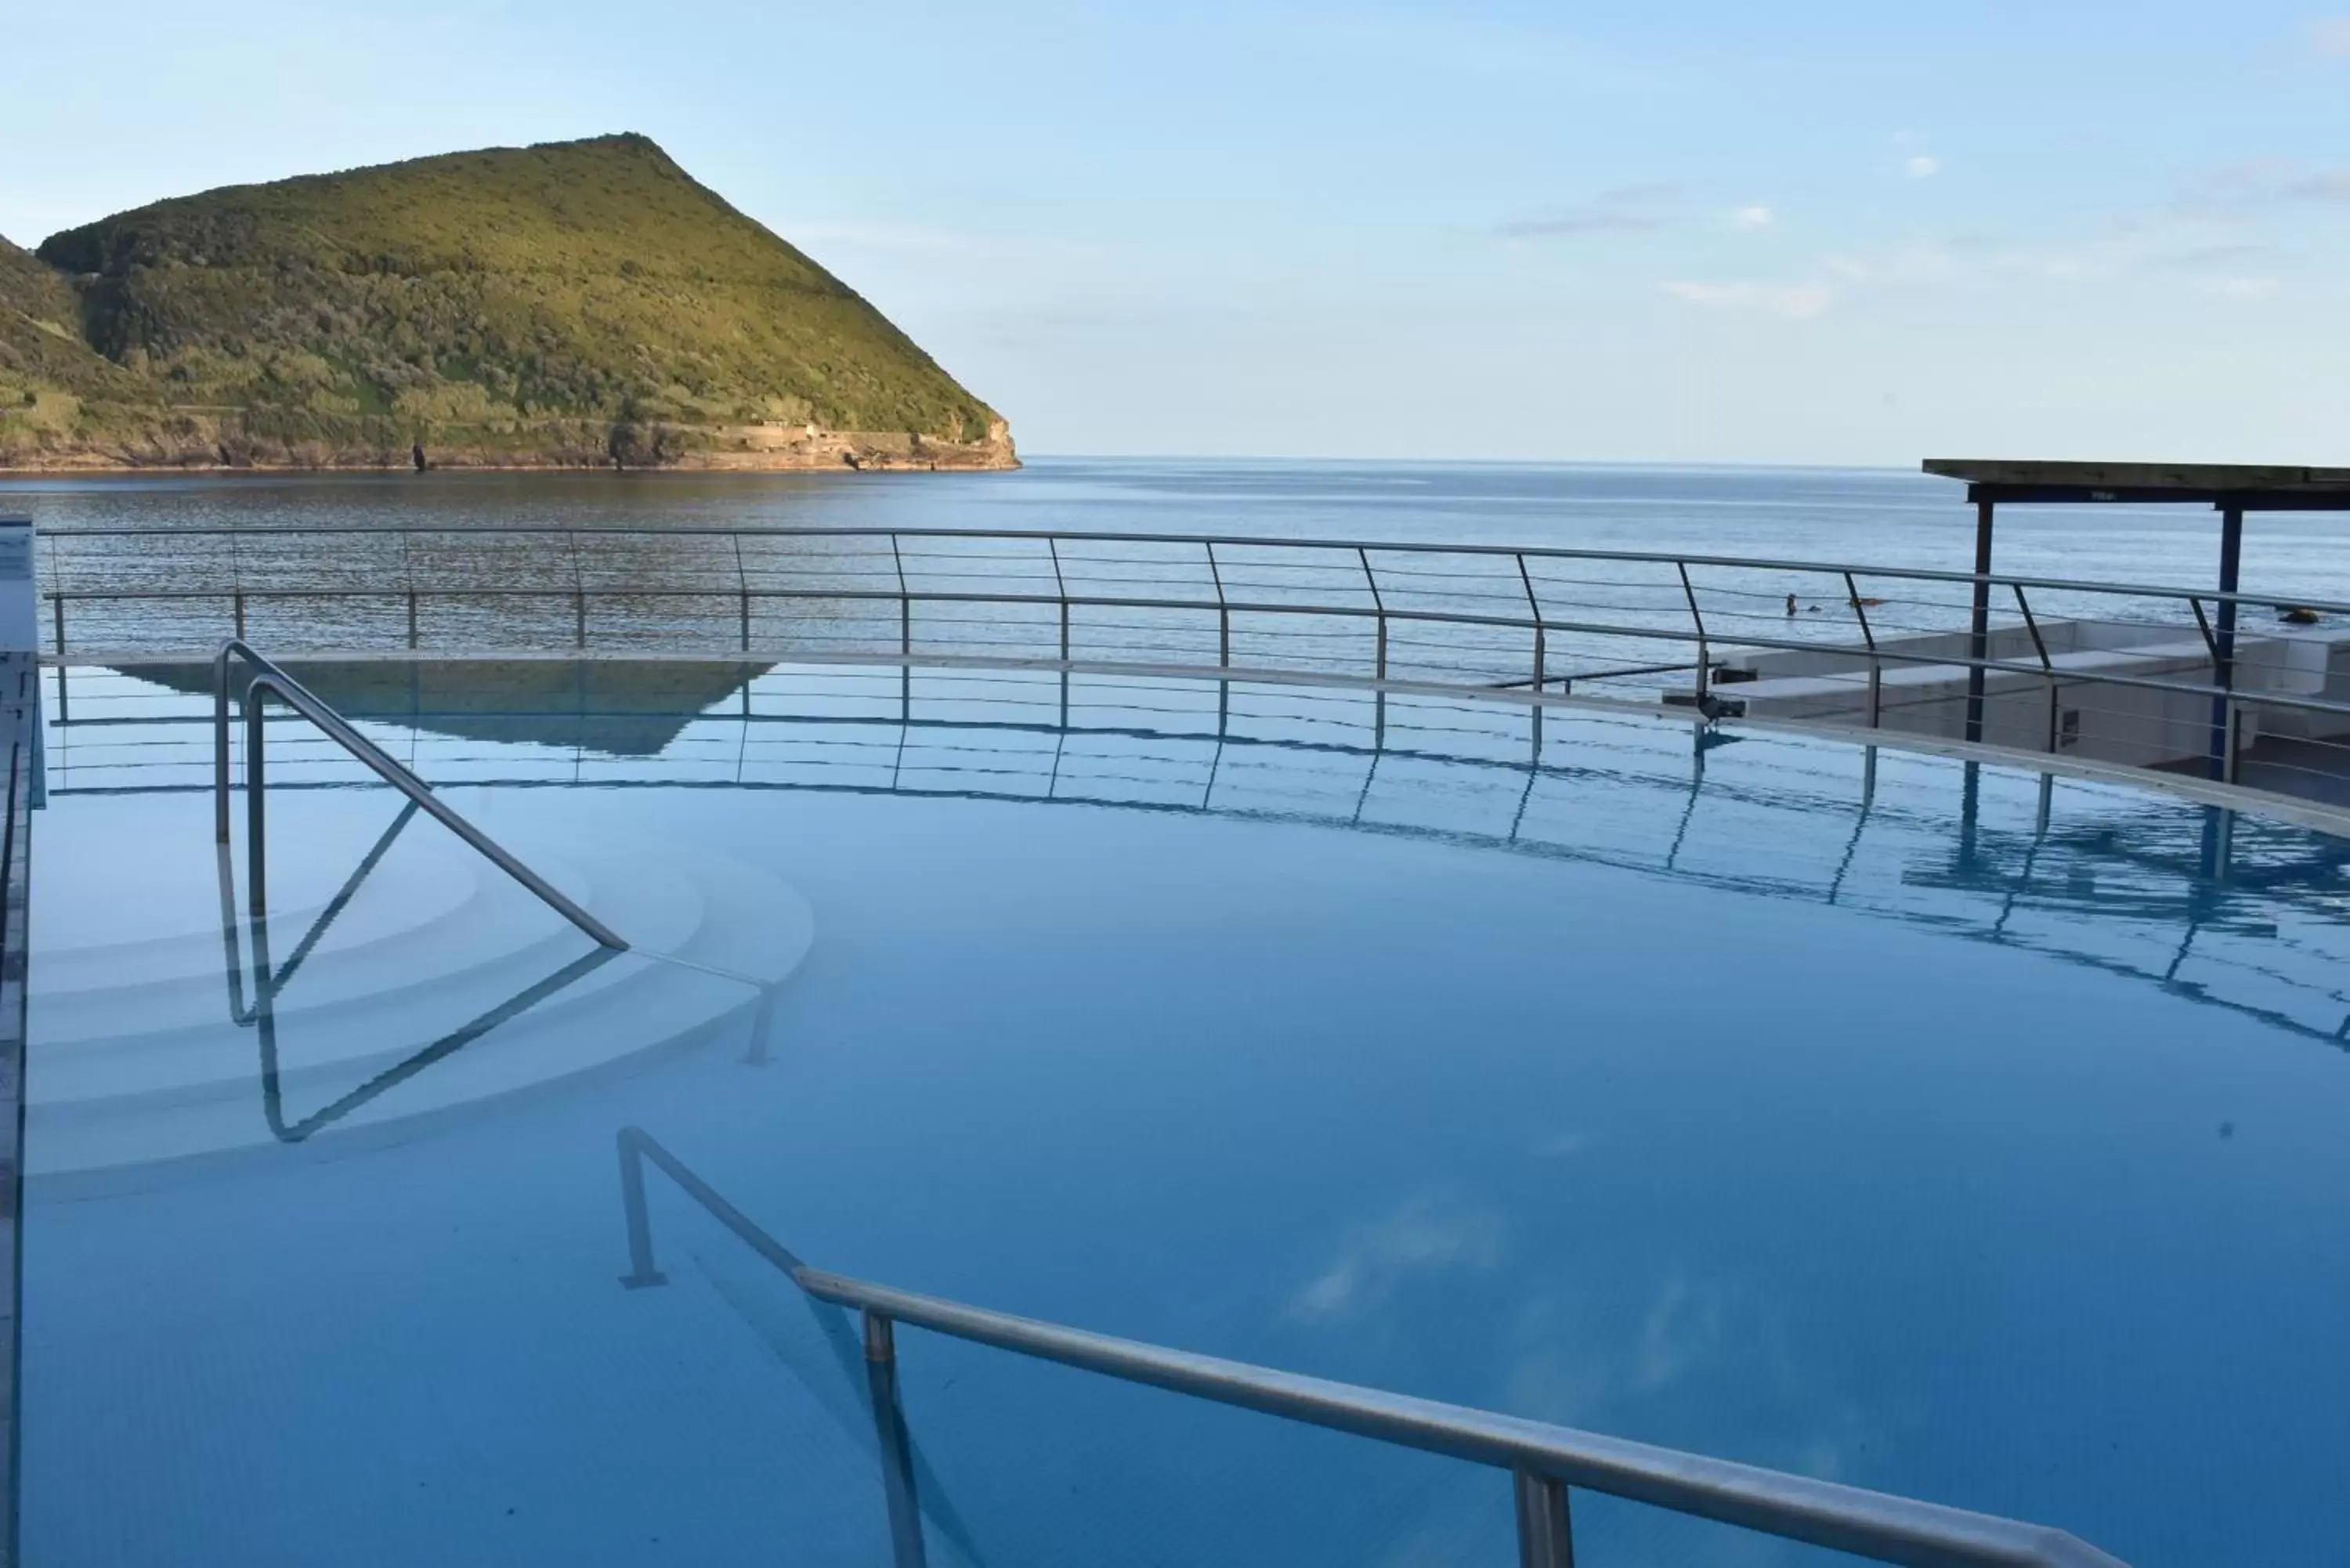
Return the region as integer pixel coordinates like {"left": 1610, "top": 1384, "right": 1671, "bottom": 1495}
{"left": 31, "top": 853, "right": 660, "bottom": 1104}
{"left": 25, "top": 819, "right": 814, "bottom": 1189}
{"left": 33, "top": 841, "right": 613, "bottom": 1052}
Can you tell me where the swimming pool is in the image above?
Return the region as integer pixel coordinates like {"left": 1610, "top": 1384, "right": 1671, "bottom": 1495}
{"left": 24, "top": 659, "right": 2350, "bottom": 1566}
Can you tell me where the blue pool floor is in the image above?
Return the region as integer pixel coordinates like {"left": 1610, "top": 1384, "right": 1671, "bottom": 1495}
{"left": 20, "top": 664, "right": 2350, "bottom": 1567}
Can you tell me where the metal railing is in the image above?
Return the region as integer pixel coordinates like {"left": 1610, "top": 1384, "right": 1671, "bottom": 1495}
{"left": 212, "top": 638, "right": 627, "bottom": 948}
{"left": 615, "top": 1126, "right": 2128, "bottom": 1567}
{"left": 210, "top": 799, "right": 623, "bottom": 1141}
{"left": 47, "top": 523, "right": 2350, "bottom": 809}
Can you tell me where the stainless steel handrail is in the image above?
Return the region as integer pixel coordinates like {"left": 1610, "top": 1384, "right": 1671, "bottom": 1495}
{"left": 616, "top": 1127, "right": 2129, "bottom": 1568}
{"left": 33, "top": 519, "right": 2350, "bottom": 618}
{"left": 215, "top": 639, "right": 625, "bottom": 948}
{"left": 50, "top": 526, "right": 2350, "bottom": 811}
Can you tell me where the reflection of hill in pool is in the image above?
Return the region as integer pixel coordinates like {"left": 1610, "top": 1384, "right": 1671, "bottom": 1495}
{"left": 120, "top": 659, "right": 766, "bottom": 758}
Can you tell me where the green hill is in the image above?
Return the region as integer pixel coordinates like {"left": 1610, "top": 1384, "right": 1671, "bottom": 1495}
{"left": 1, "top": 135, "right": 1013, "bottom": 471}
{"left": 0, "top": 234, "right": 170, "bottom": 453}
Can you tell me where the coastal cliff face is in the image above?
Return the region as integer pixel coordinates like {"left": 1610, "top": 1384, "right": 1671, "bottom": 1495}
{"left": 0, "top": 135, "right": 1014, "bottom": 472}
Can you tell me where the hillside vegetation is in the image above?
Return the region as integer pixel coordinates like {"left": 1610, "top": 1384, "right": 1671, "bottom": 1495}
{"left": 0, "top": 235, "right": 165, "bottom": 441}
{"left": 1, "top": 135, "right": 1012, "bottom": 470}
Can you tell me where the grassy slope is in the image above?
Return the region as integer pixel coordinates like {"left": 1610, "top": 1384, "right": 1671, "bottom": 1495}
{"left": 8, "top": 135, "right": 1007, "bottom": 468}
{"left": 0, "top": 235, "right": 168, "bottom": 457}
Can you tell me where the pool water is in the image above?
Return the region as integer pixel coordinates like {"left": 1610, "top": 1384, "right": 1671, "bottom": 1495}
{"left": 23, "top": 662, "right": 2350, "bottom": 1567}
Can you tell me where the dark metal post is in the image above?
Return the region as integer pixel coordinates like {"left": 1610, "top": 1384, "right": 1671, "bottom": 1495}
{"left": 407, "top": 587, "right": 419, "bottom": 650}
{"left": 1513, "top": 1469, "right": 1574, "bottom": 1567}
{"left": 2208, "top": 502, "right": 2244, "bottom": 780}
{"left": 863, "top": 1311, "right": 930, "bottom": 1568}
{"left": 616, "top": 1133, "right": 668, "bottom": 1288}
{"left": 2012, "top": 583, "right": 2055, "bottom": 752}
{"left": 1842, "top": 571, "right": 1879, "bottom": 728}
{"left": 1675, "top": 561, "right": 1708, "bottom": 699}
{"left": 1965, "top": 497, "right": 1994, "bottom": 743}
{"left": 891, "top": 534, "right": 912, "bottom": 718}
{"left": 1957, "top": 761, "right": 1981, "bottom": 874}
{"left": 49, "top": 596, "right": 63, "bottom": 662}
{"left": 734, "top": 534, "right": 750, "bottom": 652}
{"left": 213, "top": 642, "right": 236, "bottom": 843}
{"left": 1206, "top": 540, "right": 1232, "bottom": 722}
{"left": 1517, "top": 552, "right": 1545, "bottom": 690}
{"left": 233, "top": 591, "right": 246, "bottom": 641}
{"left": 245, "top": 688, "right": 268, "bottom": 914}
{"left": 2200, "top": 804, "right": 2236, "bottom": 882}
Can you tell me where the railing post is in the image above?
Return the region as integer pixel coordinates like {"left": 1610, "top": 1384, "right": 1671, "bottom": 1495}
{"left": 1965, "top": 496, "right": 1995, "bottom": 743}
{"left": 245, "top": 685, "right": 268, "bottom": 916}
{"left": 616, "top": 1133, "right": 668, "bottom": 1288}
{"left": 1047, "top": 535, "right": 1071, "bottom": 664}
{"left": 233, "top": 591, "right": 246, "bottom": 641}
{"left": 734, "top": 533, "right": 750, "bottom": 652}
{"left": 407, "top": 587, "right": 419, "bottom": 650}
{"left": 863, "top": 1310, "right": 930, "bottom": 1568}
{"left": 49, "top": 595, "right": 63, "bottom": 661}
{"left": 2208, "top": 503, "right": 2244, "bottom": 781}
{"left": 1513, "top": 1469, "right": 1574, "bottom": 1568}
{"left": 575, "top": 589, "right": 588, "bottom": 650}
{"left": 213, "top": 641, "right": 236, "bottom": 843}
{"left": 2012, "top": 583, "right": 2055, "bottom": 753}
{"left": 891, "top": 534, "right": 912, "bottom": 715}
{"left": 1675, "top": 562, "right": 1708, "bottom": 700}
{"left": 1516, "top": 552, "right": 1545, "bottom": 691}
{"left": 1842, "top": 572, "right": 1880, "bottom": 729}
{"left": 1206, "top": 540, "right": 1231, "bottom": 671}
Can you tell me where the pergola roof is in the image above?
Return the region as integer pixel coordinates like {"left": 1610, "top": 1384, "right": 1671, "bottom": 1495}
{"left": 1924, "top": 459, "right": 2350, "bottom": 509}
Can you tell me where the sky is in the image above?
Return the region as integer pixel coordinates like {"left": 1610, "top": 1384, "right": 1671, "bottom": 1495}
{"left": 4, "top": 2, "right": 2348, "bottom": 466}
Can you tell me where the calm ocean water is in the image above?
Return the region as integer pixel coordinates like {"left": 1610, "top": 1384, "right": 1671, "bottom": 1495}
{"left": 6, "top": 457, "right": 2350, "bottom": 599}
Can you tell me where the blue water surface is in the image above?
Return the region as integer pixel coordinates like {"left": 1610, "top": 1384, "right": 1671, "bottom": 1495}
{"left": 9, "top": 456, "right": 2350, "bottom": 601}
{"left": 20, "top": 661, "right": 2350, "bottom": 1568}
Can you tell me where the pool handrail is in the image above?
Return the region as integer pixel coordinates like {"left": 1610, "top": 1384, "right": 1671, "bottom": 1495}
{"left": 214, "top": 638, "right": 626, "bottom": 949}
{"left": 614, "top": 1126, "right": 2130, "bottom": 1568}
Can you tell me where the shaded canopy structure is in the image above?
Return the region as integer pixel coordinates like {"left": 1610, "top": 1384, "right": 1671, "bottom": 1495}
{"left": 1923, "top": 459, "right": 2350, "bottom": 775}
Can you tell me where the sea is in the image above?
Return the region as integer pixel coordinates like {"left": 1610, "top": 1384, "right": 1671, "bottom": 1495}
{"left": 5, "top": 457, "right": 2349, "bottom": 600}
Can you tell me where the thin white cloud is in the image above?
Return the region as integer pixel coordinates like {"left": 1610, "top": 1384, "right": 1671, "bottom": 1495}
{"left": 2175, "top": 159, "right": 2350, "bottom": 215}
{"left": 1904, "top": 155, "right": 1941, "bottom": 179}
{"left": 1660, "top": 280, "right": 1835, "bottom": 319}
{"left": 1727, "top": 204, "right": 1774, "bottom": 230}
{"left": 1823, "top": 245, "right": 1958, "bottom": 287}
{"left": 2149, "top": 241, "right": 2274, "bottom": 272}
{"left": 1498, "top": 182, "right": 1683, "bottom": 240}
{"left": 2203, "top": 276, "right": 2282, "bottom": 298}
{"left": 1289, "top": 1195, "right": 1506, "bottom": 1322}
{"left": 2315, "top": 18, "right": 2350, "bottom": 54}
